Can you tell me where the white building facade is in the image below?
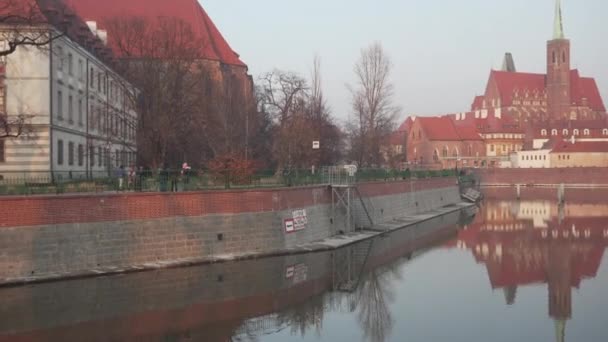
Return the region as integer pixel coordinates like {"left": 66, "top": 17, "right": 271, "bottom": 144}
{"left": 0, "top": 22, "right": 137, "bottom": 181}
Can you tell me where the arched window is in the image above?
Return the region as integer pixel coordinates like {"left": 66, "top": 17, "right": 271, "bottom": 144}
{"left": 442, "top": 146, "right": 448, "bottom": 158}
{"left": 433, "top": 150, "right": 439, "bottom": 162}
{"left": 453, "top": 148, "right": 459, "bottom": 158}
{"left": 468, "top": 145, "right": 473, "bottom": 157}
{"left": 552, "top": 129, "right": 558, "bottom": 136}
{"left": 562, "top": 129, "right": 569, "bottom": 136}
{"left": 562, "top": 51, "right": 566, "bottom": 63}
{"left": 573, "top": 129, "right": 579, "bottom": 136}
{"left": 584, "top": 129, "right": 590, "bottom": 136}
{"left": 552, "top": 51, "right": 556, "bottom": 64}
{"left": 603, "top": 129, "right": 608, "bottom": 136}
{"left": 541, "top": 129, "right": 547, "bottom": 136}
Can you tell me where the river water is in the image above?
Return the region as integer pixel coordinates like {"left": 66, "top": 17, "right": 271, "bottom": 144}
{"left": 1, "top": 189, "right": 607, "bottom": 342}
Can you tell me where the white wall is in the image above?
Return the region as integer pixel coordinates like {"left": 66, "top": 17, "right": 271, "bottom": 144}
{"left": 514, "top": 149, "right": 551, "bottom": 168}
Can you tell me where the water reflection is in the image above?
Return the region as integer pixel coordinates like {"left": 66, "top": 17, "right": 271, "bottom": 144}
{"left": 1, "top": 196, "right": 606, "bottom": 342}
{"left": 454, "top": 199, "right": 608, "bottom": 342}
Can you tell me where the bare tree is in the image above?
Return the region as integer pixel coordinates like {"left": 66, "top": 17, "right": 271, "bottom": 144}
{"left": 347, "top": 42, "right": 400, "bottom": 167}
{"left": 259, "top": 63, "right": 342, "bottom": 170}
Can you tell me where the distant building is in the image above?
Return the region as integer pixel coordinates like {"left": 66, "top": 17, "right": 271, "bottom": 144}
{"left": 407, "top": 116, "right": 485, "bottom": 169}
{"left": 0, "top": 0, "right": 137, "bottom": 180}
{"left": 397, "top": 0, "right": 608, "bottom": 169}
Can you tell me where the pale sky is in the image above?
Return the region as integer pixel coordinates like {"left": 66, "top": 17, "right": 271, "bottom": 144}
{"left": 202, "top": 0, "right": 608, "bottom": 123}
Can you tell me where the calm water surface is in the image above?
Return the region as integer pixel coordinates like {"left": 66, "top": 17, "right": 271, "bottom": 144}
{"left": 1, "top": 190, "right": 607, "bottom": 342}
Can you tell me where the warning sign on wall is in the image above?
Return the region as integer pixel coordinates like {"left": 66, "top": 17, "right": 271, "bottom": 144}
{"left": 292, "top": 209, "right": 308, "bottom": 231}
{"left": 284, "top": 219, "right": 295, "bottom": 233}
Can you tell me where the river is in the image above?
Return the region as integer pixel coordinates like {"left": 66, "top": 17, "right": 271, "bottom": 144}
{"left": 1, "top": 189, "right": 607, "bottom": 342}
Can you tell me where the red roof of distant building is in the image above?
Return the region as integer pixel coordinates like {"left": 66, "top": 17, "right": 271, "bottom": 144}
{"left": 471, "top": 96, "right": 485, "bottom": 110}
{"left": 490, "top": 70, "right": 546, "bottom": 106}
{"left": 64, "top": 0, "right": 246, "bottom": 67}
{"left": 418, "top": 116, "right": 482, "bottom": 141}
{"left": 489, "top": 70, "right": 605, "bottom": 112}
{"left": 551, "top": 141, "right": 608, "bottom": 153}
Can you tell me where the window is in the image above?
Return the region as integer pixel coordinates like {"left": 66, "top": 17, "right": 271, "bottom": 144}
{"left": 98, "top": 147, "right": 102, "bottom": 167}
{"left": 57, "top": 46, "right": 64, "bottom": 70}
{"left": 433, "top": 150, "right": 439, "bottom": 162}
{"left": 90, "top": 68, "right": 94, "bottom": 87}
{"left": 68, "top": 141, "right": 74, "bottom": 166}
{"left": 98, "top": 74, "right": 102, "bottom": 91}
{"left": 541, "top": 129, "right": 547, "bottom": 136}
{"left": 78, "top": 99, "right": 83, "bottom": 126}
{"left": 78, "top": 59, "right": 83, "bottom": 80}
{"left": 57, "top": 139, "right": 64, "bottom": 165}
{"left": 68, "top": 95, "right": 73, "bottom": 123}
{"left": 57, "top": 90, "right": 63, "bottom": 120}
{"left": 574, "top": 129, "right": 579, "bottom": 136}
{"left": 90, "top": 104, "right": 96, "bottom": 130}
{"left": 584, "top": 129, "right": 590, "bottom": 136}
{"left": 0, "top": 140, "right": 5, "bottom": 162}
{"left": 68, "top": 53, "right": 73, "bottom": 76}
{"left": 490, "top": 145, "right": 495, "bottom": 152}
{"left": 552, "top": 129, "right": 558, "bottom": 136}
{"left": 442, "top": 146, "right": 448, "bottom": 158}
{"left": 78, "top": 144, "right": 84, "bottom": 166}
{"left": 552, "top": 51, "right": 556, "bottom": 64}
{"left": 562, "top": 51, "right": 566, "bottom": 63}
{"left": 562, "top": 129, "right": 568, "bottom": 136}
{"left": 90, "top": 146, "right": 95, "bottom": 167}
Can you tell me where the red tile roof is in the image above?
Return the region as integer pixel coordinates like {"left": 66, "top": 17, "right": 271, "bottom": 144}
{"left": 551, "top": 141, "right": 608, "bottom": 153}
{"left": 489, "top": 70, "right": 605, "bottom": 112}
{"left": 490, "top": 70, "right": 546, "bottom": 107}
{"left": 471, "top": 95, "right": 485, "bottom": 110}
{"left": 63, "top": 0, "right": 246, "bottom": 67}
{"left": 418, "top": 116, "right": 482, "bottom": 141}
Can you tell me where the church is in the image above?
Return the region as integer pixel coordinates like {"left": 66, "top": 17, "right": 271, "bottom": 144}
{"left": 403, "top": 0, "right": 607, "bottom": 169}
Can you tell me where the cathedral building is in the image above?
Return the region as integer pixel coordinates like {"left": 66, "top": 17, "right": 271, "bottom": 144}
{"left": 401, "top": 0, "right": 607, "bottom": 169}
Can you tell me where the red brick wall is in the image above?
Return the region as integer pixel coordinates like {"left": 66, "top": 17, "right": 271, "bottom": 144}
{"left": 0, "top": 178, "right": 457, "bottom": 228}
{"left": 477, "top": 167, "right": 608, "bottom": 186}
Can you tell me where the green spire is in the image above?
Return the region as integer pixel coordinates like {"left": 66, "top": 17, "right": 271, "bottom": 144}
{"left": 553, "top": 0, "right": 565, "bottom": 39}
{"left": 554, "top": 319, "right": 566, "bottom": 342}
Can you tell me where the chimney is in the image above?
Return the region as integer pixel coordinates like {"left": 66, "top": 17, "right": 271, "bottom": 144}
{"left": 97, "top": 30, "right": 108, "bottom": 45}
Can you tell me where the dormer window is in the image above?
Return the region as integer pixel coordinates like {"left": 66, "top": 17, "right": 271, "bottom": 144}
{"left": 584, "top": 129, "right": 590, "bottom": 136}
{"left": 551, "top": 129, "right": 558, "bottom": 136}
{"left": 603, "top": 129, "right": 608, "bottom": 136}
{"left": 573, "top": 129, "right": 579, "bottom": 136}
{"left": 562, "top": 129, "right": 568, "bottom": 136}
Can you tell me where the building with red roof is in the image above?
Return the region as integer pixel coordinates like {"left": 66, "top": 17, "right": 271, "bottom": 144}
{"left": 395, "top": 0, "right": 607, "bottom": 169}
{"left": 407, "top": 116, "right": 485, "bottom": 169}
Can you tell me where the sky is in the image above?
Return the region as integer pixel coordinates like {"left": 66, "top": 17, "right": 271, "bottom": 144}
{"left": 202, "top": 0, "right": 608, "bottom": 123}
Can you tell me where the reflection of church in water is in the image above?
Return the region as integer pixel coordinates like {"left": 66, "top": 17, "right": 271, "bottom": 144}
{"left": 454, "top": 199, "right": 608, "bottom": 342}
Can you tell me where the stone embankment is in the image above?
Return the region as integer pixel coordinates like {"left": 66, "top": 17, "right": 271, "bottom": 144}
{"left": 0, "top": 177, "right": 470, "bottom": 285}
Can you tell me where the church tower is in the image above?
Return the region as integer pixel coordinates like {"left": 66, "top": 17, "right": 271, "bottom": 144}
{"left": 546, "top": 0, "right": 571, "bottom": 122}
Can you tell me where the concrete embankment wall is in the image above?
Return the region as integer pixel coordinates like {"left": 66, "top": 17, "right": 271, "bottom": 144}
{"left": 0, "top": 212, "right": 463, "bottom": 341}
{"left": 0, "top": 178, "right": 460, "bottom": 284}
{"left": 477, "top": 167, "right": 608, "bottom": 187}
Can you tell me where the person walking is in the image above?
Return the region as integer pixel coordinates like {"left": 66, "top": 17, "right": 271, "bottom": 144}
{"left": 115, "top": 165, "right": 126, "bottom": 191}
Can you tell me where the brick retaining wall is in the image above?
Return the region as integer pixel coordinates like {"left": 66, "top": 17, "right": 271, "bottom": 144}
{"left": 0, "top": 178, "right": 461, "bottom": 283}
{"left": 477, "top": 167, "right": 608, "bottom": 186}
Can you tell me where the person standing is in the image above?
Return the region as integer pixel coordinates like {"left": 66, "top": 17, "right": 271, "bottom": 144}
{"left": 115, "top": 165, "right": 126, "bottom": 191}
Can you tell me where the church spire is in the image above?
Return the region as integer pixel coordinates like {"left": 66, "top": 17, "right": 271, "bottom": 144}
{"left": 553, "top": 0, "right": 565, "bottom": 39}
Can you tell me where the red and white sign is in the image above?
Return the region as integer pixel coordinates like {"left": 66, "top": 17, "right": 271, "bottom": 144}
{"left": 285, "top": 264, "right": 308, "bottom": 283}
{"left": 284, "top": 219, "right": 295, "bottom": 233}
{"left": 292, "top": 209, "right": 308, "bottom": 231}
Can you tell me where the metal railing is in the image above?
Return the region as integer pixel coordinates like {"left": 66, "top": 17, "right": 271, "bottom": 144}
{"left": 0, "top": 167, "right": 461, "bottom": 196}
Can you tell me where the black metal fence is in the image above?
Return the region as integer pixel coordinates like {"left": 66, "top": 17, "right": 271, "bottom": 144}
{"left": 0, "top": 168, "right": 463, "bottom": 196}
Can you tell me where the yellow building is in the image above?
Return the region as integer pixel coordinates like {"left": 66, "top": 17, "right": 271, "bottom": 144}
{"left": 550, "top": 141, "right": 608, "bottom": 167}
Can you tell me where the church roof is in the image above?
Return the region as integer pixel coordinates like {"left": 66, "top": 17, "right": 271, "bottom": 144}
{"left": 489, "top": 70, "right": 605, "bottom": 112}
{"left": 63, "top": 0, "right": 246, "bottom": 67}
